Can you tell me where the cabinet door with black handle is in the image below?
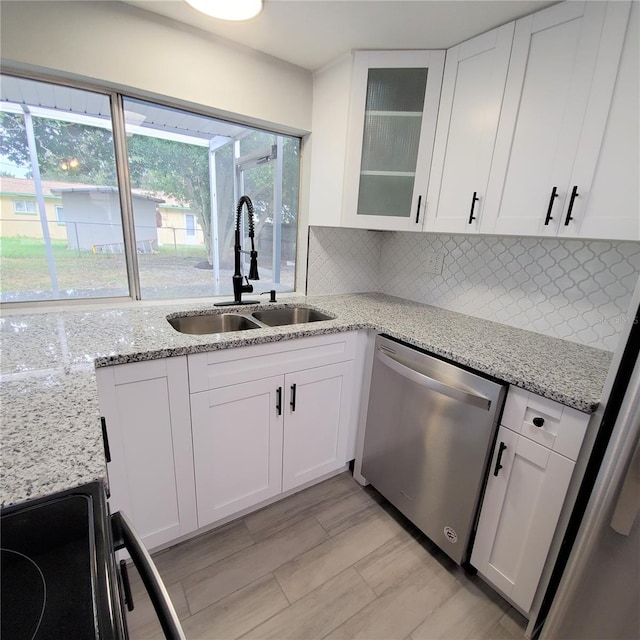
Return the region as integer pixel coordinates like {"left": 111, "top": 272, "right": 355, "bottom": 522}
{"left": 483, "top": 1, "right": 630, "bottom": 237}
{"left": 282, "top": 362, "right": 354, "bottom": 492}
{"left": 471, "top": 425, "right": 575, "bottom": 613}
{"left": 426, "top": 23, "right": 514, "bottom": 234}
{"left": 191, "top": 375, "right": 284, "bottom": 528}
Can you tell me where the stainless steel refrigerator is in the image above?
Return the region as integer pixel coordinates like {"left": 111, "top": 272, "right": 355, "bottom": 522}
{"left": 540, "top": 301, "right": 640, "bottom": 639}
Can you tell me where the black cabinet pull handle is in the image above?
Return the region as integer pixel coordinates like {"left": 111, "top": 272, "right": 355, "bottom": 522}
{"left": 101, "top": 416, "right": 111, "bottom": 463}
{"left": 564, "top": 185, "right": 579, "bottom": 226}
{"left": 468, "top": 191, "right": 479, "bottom": 224}
{"left": 276, "top": 387, "right": 282, "bottom": 416}
{"left": 533, "top": 417, "right": 545, "bottom": 428}
{"left": 415, "top": 195, "right": 422, "bottom": 224}
{"left": 290, "top": 383, "right": 297, "bottom": 412}
{"left": 119, "top": 559, "right": 135, "bottom": 611}
{"left": 493, "top": 442, "right": 507, "bottom": 476}
{"left": 544, "top": 186, "right": 558, "bottom": 225}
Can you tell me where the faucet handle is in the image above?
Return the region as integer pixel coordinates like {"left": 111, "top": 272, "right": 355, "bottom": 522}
{"left": 242, "top": 276, "right": 254, "bottom": 293}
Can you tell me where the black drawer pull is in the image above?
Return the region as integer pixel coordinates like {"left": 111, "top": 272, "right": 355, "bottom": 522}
{"left": 468, "top": 191, "right": 479, "bottom": 224}
{"left": 415, "top": 195, "right": 422, "bottom": 224}
{"left": 290, "top": 383, "right": 297, "bottom": 412}
{"left": 101, "top": 416, "right": 111, "bottom": 463}
{"left": 119, "top": 559, "right": 135, "bottom": 611}
{"left": 493, "top": 442, "right": 507, "bottom": 477}
{"left": 544, "top": 186, "right": 558, "bottom": 225}
{"left": 276, "top": 387, "right": 282, "bottom": 416}
{"left": 533, "top": 417, "right": 545, "bottom": 428}
{"left": 564, "top": 185, "right": 579, "bottom": 226}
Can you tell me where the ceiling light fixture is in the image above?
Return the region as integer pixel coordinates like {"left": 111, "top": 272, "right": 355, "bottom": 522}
{"left": 184, "top": 0, "right": 263, "bottom": 21}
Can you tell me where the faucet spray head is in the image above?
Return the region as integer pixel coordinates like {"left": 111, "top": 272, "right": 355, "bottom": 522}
{"left": 249, "top": 251, "right": 259, "bottom": 280}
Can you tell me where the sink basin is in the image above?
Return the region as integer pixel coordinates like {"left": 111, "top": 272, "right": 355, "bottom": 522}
{"left": 168, "top": 313, "right": 261, "bottom": 335}
{"left": 252, "top": 307, "right": 334, "bottom": 327}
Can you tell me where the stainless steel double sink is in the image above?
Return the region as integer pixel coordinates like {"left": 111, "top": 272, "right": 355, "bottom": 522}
{"left": 167, "top": 306, "right": 335, "bottom": 335}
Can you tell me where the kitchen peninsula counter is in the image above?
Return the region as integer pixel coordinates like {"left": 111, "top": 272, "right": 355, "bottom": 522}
{"left": 1, "top": 292, "right": 613, "bottom": 508}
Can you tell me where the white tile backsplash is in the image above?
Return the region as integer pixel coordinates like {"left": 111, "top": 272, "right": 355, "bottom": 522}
{"left": 306, "top": 226, "right": 382, "bottom": 295}
{"left": 307, "top": 226, "right": 640, "bottom": 352}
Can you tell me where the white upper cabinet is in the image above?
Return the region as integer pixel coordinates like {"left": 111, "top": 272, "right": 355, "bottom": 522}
{"left": 425, "top": 23, "right": 514, "bottom": 233}
{"left": 482, "top": 1, "right": 631, "bottom": 237}
{"left": 567, "top": 0, "right": 638, "bottom": 240}
{"left": 342, "top": 50, "right": 445, "bottom": 231}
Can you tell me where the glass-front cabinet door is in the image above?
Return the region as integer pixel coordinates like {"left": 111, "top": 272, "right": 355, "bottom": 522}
{"left": 342, "top": 50, "right": 444, "bottom": 231}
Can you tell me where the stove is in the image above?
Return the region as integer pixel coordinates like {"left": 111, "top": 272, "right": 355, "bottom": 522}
{"left": 1, "top": 483, "right": 126, "bottom": 639}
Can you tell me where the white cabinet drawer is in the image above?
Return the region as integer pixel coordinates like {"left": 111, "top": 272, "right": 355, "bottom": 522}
{"left": 502, "top": 386, "right": 590, "bottom": 461}
{"left": 188, "top": 332, "right": 357, "bottom": 393}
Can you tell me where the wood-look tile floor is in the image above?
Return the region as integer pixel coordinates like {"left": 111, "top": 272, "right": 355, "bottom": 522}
{"left": 126, "top": 472, "right": 527, "bottom": 640}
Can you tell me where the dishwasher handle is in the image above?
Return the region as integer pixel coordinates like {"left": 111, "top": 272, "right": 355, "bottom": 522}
{"left": 375, "top": 349, "right": 492, "bottom": 411}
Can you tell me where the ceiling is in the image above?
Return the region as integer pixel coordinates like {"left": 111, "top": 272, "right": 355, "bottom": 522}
{"left": 120, "top": 0, "right": 559, "bottom": 72}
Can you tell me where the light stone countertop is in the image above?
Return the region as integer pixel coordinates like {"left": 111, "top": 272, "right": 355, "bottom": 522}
{"left": 0, "top": 292, "right": 613, "bottom": 508}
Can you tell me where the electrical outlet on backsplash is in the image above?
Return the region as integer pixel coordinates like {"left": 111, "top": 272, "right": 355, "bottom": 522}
{"left": 307, "top": 226, "right": 640, "bottom": 352}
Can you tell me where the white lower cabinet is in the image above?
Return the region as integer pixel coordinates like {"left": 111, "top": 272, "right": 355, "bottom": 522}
{"left": 96, "top": 357, "right": 197, "bottom": 550}
{"left": 191, "top": 360, "right": 355, "bottom": 529}
{"left": 471, "top": 387, "right": 590, "bottom": 614}
{"left": 282, "top": 362, "right": 354, "bottom": 492}
{"left": 191, "top": 376, "right": 284, "bottom": 526}
{"left": 97, "top": 331, "right": 361, "bottom": 547}
{"left": 471, "top": 426, "right": 575, "bottom": 613}
{"left": 188, "top": 332, "right": 359, "bottom": 530}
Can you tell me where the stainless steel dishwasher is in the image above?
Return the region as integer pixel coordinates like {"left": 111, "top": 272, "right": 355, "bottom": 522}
{"left": 361, "top": 334, "right": 506, "bottom": 565}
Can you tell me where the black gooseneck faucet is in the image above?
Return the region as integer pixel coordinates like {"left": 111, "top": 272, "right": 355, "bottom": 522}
{"left": 215, "top": 195, "right": 260, "bottom": 306}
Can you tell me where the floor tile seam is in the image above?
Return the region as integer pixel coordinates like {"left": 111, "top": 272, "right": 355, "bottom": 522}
{"left": 313, "top": 512, "right": 332, "bottom": 538}
{"left": 155, "top": 539, "right": 258, "bottom": 587}
{"left": 152, "top": 521, "right": 258, "bottom": 584}
{"left": 248, "top": 514, "right": 331, "bottom": 547}
{"left": 185, "top": 571, "right": 290, "bottom": 635}
{"left": 236, "top": 567, "right": 377, "bottom": 640}
{"left": 187, "top": 514, "right": 330, "bottom": 588}
{"left": 307, "top": 567, "right": 380, "bottom": 640}
{"left": 316, "top": 498, "right": 384, "bottom": 538}
{"left": 240, "top": 516, "right": 259, "bottom": 544}
{"left": 405, "top": 573, "right": 492, "bottom": 640}
{"left": 274, "top": 513, "right": 401, "bottom": 601}
{"left": 242, "top": 478, "right": 364, "bottom": 540}
{"left": 184, "top": 521, "right": 333, "bottom": 613}
{"left": 351, "top": 563, "right": 380, "bottom": 597}
{"left": 272, "top": 569, "right": 294, "bottom": 606}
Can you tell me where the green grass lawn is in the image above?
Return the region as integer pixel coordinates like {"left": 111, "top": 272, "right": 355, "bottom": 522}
{"left": 0, "top": 236, "right": 294, "bottom": 300}
{"left": 0, "top": 236, "right": 208, "bottom": 294}
{"left": 0, "top": 236, "right": 128, "bottom": 292}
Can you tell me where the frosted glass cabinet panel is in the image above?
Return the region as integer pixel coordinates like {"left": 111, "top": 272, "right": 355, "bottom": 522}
{"left": 343, "top": 50, "right": 444, "bottom": 231}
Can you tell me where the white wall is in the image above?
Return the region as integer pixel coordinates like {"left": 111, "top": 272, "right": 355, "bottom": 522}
{"left": 0, "top": 0, "right": 313, "bottom": 135}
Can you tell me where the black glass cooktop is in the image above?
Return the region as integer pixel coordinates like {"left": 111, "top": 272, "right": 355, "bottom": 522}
{"left": 1, "top": 483, "right": 125, "bottom": 640}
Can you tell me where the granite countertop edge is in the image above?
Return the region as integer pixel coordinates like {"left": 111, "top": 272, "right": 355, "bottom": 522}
{"left": 91, "top": 298, "right": 609, "bottom": 413}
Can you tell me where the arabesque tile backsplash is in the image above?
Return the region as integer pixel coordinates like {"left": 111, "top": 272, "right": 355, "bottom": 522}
{"left": 307, "top": 226, "right": 640, "bottom": 352}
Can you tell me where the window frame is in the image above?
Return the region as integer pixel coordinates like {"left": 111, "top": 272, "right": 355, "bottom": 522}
{"left": 0, "top": 69, "right": 304, "bottom": 308}
{"left": 54, "top": 205, "right": 65, "bottom": 225}
{"left": 13, "top": 199, "right": 37, "bottom": 214}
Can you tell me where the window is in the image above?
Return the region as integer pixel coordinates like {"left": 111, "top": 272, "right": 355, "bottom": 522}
{"left": 0, "top": 75, "right": 301, "bottom": 303}
{"left": 1, "top": 76, "right": 129, "bottom": 303}
{"left": 122, "top": 97, "right": 300, "bottom": 300}
{"left": 185, "top": 213, "right": 196, "bottom": 237}
{"left": 13, "top": 199, "right": 37, "bottom": 214}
